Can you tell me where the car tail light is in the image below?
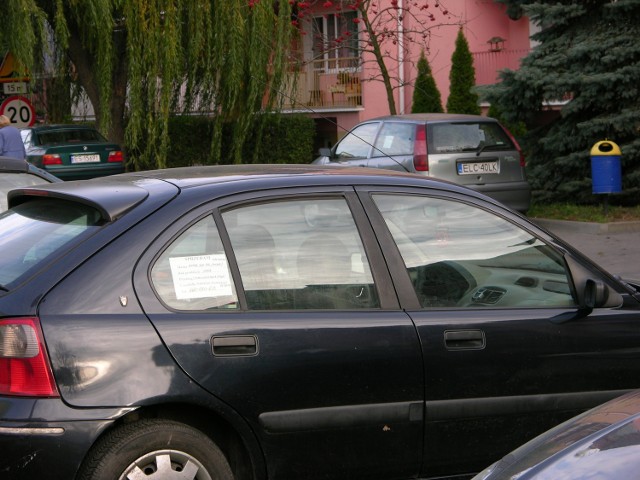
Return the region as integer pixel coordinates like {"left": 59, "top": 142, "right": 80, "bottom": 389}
{"left": 42, "top": 154, "right": 62, "bottom": 165}
{"left": 413, "top": 124, "right": 428, "bottom": 172}
{"left": 108, "top": 150, "right": 124, "bottom": 163}
{"left": 504, "top": 127, "right": 526, "bottom": 167}
{"left": 0, "top": 317, "right": 59, "bottom": 397}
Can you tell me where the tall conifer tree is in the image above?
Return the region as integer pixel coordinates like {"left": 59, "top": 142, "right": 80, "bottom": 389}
{"left": 446, "top": 29, "right": 480, "bottom": 115}
{"left": 412, "top": 50, "right": 443, "bottom": 113}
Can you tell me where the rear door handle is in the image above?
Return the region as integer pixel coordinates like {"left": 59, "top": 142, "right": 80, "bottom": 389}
{"left": 444, "top": 330, "right": 485, "bottom": 350}
{"left": 211, "top": 335, "right": 258, "bottom": 356}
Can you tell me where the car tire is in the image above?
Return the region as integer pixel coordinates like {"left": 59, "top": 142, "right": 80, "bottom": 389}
{"left": 78, "top": 419, "right": 233, "bottom": 480}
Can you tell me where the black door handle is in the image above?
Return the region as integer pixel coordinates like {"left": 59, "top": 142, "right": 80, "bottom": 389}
{"left": 211, "top": 335, "right": 258, "bottom": 356}
{"left": 444, "top": 330, "right": 485, "bottom": 350}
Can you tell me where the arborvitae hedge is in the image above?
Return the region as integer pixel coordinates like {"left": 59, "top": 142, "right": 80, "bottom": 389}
{"left": 446, "top": 29, "right": 480, "bottom": 115}
{"left": 411, "top": 50, "right": 443, "bottom": 113}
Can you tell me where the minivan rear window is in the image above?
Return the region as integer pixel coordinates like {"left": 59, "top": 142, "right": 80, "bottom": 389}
{"left": 428, "top": 122, "right": 513, "bottom": 154}
{"left": 0, "top": 199, "right": 102, "bottom": 287}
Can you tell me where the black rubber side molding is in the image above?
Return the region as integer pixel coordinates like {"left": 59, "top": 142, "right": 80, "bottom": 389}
{"left": 259, "top": 401, "right": 423, "bottom": 433}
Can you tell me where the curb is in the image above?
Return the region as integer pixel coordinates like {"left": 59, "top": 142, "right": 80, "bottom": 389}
{"left": 531, "top": 218, "right": 640, "bottom": 234}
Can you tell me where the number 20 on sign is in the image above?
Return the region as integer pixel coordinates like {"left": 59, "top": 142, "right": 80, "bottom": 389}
{"left": 0, "top": 95, "right": 36, "bottom": 127}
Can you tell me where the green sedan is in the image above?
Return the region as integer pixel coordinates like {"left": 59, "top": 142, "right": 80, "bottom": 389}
{"left": 20, "top": 124, "right": 125, "bottom": 180}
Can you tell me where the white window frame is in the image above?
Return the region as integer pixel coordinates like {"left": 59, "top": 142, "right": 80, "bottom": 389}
{"left": 312, "top": 11, "right": 361, "bottom": 73}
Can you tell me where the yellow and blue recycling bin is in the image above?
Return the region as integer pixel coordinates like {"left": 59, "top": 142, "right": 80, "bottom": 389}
{"left": 590, "top": 140, "right": 622, "bottom": 194}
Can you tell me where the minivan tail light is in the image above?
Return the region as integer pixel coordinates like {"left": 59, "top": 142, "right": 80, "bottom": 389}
{"left": 42, "top": 154, "right": 62, "bottom": 165}
{"left": 108, "top": 150, "right": 124, "bottom": 163}
{"left": 413, "top": 124, "right": 428, "bottom": 172}
{"left": 503, "top": 127, "right": 526, "bottom": 167}
{"left": 0, "top": 317, "right": 59, "bottom": 397}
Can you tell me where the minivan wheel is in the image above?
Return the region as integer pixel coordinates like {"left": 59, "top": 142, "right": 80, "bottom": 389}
{"left": 78, "top": 419, "right": 233, "bottom": 480}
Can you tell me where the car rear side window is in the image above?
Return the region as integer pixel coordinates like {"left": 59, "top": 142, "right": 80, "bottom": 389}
{"left": 151, "top": 215, "right": 238, "bottom": 311}
{"left": 429, "top": 122, "right": 513, "bottom": 153}
{"left": 0, "top": 198, "right": 102, "bottom": 287}
{"left": 372, "top": 194, "right": 576, "bottom": 309}
{"left": 222, "top": 198, "right": 380, "bottom": 310}
{"left": 372, "top": 122, "right": 415, "bottom": 157}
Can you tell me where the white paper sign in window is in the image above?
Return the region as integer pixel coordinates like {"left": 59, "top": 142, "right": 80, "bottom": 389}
{"left": 170, "top": 254, "right": 233, "bottom": 299}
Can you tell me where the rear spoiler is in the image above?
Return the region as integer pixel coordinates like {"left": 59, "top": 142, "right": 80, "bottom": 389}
{"left": 8, "top": 182, "right": 149, "bottom": 222}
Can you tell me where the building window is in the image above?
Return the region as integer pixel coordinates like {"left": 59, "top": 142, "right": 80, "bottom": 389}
{"left": 312, "top": 11, "right": 360, "bottom": 72}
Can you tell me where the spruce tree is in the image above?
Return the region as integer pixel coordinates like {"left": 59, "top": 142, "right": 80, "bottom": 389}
{"left": 446, "top": 29, "right": 480, "bottom": 115}
{"left": 482, "top": 0, "right": 640, "bottom": 205}
{"left": 412, "top": 50, "right": 443, "bottom": 113}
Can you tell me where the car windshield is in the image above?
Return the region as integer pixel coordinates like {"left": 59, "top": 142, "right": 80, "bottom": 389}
{"left": 36, "top": 129, "right": 106, "bottom": 145}
{"left": 0, "top": 198, "right": 102, "bottom": 287}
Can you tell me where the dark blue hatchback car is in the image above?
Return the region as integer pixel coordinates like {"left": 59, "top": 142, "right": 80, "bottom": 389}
{"left": 0, "top": 165, "right": 639, "bottom": 480}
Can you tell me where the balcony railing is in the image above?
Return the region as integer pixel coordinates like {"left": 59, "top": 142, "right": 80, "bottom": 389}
{"left": 277, "top": 49, "right": 531, "bottom": 110}
{"left": 472, "top": 49, "right": 531, "bottom": 85}
{"left": 280, "top": 57, "right": 363, "bottom": 110}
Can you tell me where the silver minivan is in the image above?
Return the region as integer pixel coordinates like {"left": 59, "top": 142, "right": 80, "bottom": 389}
{"left": 313, "top": 113, "right": 531, "bottom": 212}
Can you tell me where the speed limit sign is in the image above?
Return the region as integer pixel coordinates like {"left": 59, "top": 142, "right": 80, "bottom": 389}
{"left": 0, "top": 95, "right": 36, "bottom": 127}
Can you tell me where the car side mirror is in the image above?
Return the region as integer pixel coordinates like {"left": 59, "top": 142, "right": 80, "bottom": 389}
{"left": 551, "top": 256, "right": 623, "bottom": 324}
{"left": 312, "top": 147, "right": 333, "bottom": 166}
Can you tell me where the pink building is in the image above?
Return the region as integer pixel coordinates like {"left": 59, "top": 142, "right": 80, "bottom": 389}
{"left": 282, "top": 0, "right": 532, "bottom": 149}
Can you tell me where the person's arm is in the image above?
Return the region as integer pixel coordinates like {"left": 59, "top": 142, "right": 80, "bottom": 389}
{"left": 0, "top": 130, "right": 6, "bottom": 156}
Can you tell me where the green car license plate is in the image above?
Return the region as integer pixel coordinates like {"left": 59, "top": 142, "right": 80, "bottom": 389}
{"left": 71, "top": 154, "right": 100, "bottom": 164}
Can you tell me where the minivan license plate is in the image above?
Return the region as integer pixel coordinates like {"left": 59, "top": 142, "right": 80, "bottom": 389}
{"left": 71, "top": 154, "right": 100, "bottom": 164}
{"left": 457, "top": 161, "right": 499, "bottom": 175}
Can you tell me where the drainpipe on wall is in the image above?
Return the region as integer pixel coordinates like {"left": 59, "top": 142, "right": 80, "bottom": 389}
{"left": 398, "top": 0, "right": 405, "bottom": 114}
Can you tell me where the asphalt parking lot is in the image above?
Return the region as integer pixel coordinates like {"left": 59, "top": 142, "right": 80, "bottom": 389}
{"left": 533, "top": 218, "right": 640, "bottom": 280}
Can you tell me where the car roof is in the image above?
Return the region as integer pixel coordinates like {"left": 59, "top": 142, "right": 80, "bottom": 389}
{"left": 0, "top": 155, "right": 62, "bottom": 182}
{"left": 368, "top": 113, "right": 497, "bottom": 123}
{"left": 120, "top": 163, "right": 484, "bottom": 192}
{"left": 7, "top": 164, "right": 497, "bottom": 222}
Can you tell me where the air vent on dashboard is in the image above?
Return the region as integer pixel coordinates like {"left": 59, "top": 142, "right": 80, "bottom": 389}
{"left": 515, "top": 276, "right": 538, "bottom": 287}
{"left": 471, "top": 286, "right": 507, "bottom": 305}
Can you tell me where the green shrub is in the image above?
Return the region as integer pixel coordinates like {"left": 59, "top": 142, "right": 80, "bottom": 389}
{"left": 165, "top": 114, "right": 315, "bottom": 168}
{"left": 167, "top": 116, "right": 213, "bottom": 167}
{"left": 242, "top": 114, "right": 315, "bottom": 164}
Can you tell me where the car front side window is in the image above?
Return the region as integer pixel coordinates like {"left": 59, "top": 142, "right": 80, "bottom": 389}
{"left": 334, "top": 123, "right": 379, "bottom": 159}
{"left": 222, "top": 198, "right": 380, "bottom": 310}
{"left": 372, "top": 194, "right": 577, "bottom": 309}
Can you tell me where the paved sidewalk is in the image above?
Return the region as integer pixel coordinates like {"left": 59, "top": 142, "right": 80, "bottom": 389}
{"left": 533, "top": 219, "right": 640, "bottom": 279}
